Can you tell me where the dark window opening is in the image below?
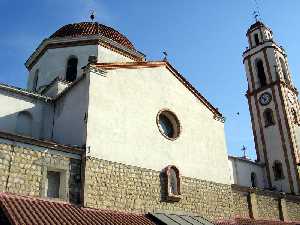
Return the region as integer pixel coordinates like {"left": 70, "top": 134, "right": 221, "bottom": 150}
{"left": 66, "top": 57, "right": 78, "bottom": 82}
{"left": 251, "top": 172, "right": 257, "bottom": 187}
{"left": 273, "top": 161, "right": 284, "bottom": 180}
{"left": 33, "top": 69, "right": 39, "bottom": 91}
{"left": 256, "top": 60, "right": 267, "bottom": 87}
{"left": 254, "top": 33, "right": 260, "bottom": 46}
{"left": 263, "top": 108, "right": 275, "bottom": 127}
{"left": 47, "top": 171, "right": 61, "bottom": 198}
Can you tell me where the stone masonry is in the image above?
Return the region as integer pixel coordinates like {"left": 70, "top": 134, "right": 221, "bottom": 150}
{"left": 0, "top": 142, "right": 300, "bottom": 221}
{"left": 0, "top": 142, "right": 81, "bottom": 204}
{"left": 84, "top": 156, "right": 235, "bottom": 220}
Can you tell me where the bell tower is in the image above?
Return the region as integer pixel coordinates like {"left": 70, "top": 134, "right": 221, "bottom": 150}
{"left": 243, "top": 21, "right": 300, "bottom": 194}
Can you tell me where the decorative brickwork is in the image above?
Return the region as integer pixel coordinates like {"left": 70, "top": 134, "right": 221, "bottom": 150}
{"left": 0, "top": 143, "right": 81, "bottom": 204}
{"left": 84, "top": 156, "right": 234, "bottom": 220}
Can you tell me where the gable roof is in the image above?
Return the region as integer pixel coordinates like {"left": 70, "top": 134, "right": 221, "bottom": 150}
{"left": 0, "top": 193, "right": 217, "bottom": 225}
{"left": 0, "top": 193, "right": 156, "bottom": 225}
{"left": 91, "top": 61, "right": 223, "bottom": 120}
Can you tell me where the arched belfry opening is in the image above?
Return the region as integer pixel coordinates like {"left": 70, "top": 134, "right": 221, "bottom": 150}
{"left": 256, "top": 59, "right": 267, "bottom": 87}
{"left": 263, "top": 108, "right": 275, "bottom": 127}
{"left": 66, "top": 57, "right": 78, "bottom": 82}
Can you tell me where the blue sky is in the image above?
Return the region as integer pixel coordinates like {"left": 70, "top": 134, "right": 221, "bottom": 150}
{"left": 0, "top": 0, "right": 299, "bottom": 159}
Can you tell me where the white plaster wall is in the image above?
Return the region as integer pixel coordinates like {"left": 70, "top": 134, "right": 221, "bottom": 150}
{"left": 86, "top": 66, "right": 231, "bottom": 184}
{"left": 27, "top": 44, "right": 135, "bottom": 92}
{"left": 228, "top": 157, "right": 267, "bottom": 188}
{"left": 52, "top": 75, "right": 89, "bottom": 147}
{"left": 28, "top": 45, "right": 98, "bottom": 90}
{"left": 97, "top": 45, "right": 134, "bottom": 63}
{"left": 0, "top": 90, "right": 53, "bottom": 139}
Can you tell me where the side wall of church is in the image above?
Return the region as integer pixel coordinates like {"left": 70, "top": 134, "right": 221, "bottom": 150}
{"left": 52, "top": 75, "right": 90, "bottom": 147}
{"left": 228, "top": 156, "right": 267, "bottom": 189}
{"left": 0, "top": 140, "right": 81, "bottom": 204}
{"left": 0, "top": 89, "right": 53, "bottom": 139}
{"left": 83, "top": 156, "right": 234, "bottom": 221}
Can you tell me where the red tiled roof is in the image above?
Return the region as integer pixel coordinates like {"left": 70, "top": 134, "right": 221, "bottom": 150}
{"left": 216, "top": 218, "right": 300, "bottom": 225}
{"left": 0, "top": 193, "right": 156, "bottom": 225}
{"left": 50, "top": 22, "right": 135, "bottom": 51}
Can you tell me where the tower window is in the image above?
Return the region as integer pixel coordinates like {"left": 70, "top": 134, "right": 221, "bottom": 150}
{"left": 66, "top": 57, "right": 78, "bottom": 82}
{"left": 254, "top": 33, "right": 260, "bottom": 46}
{"left": 279, "top": 58, "right": 289, "bottom": 81}
{"left": 32, "top": 69, "right": 39, "bottom": 91}
{"left": 263, "top": 108, "right": 275, "bottom": 127}
{"left": 273, "top": 161, "right": 284, "bottom": 180}
{"left": 250, "top": 172, "right": 257, "bottom": 187}
{"left": 256, "top": 59, "right": 267, "bottom": 87}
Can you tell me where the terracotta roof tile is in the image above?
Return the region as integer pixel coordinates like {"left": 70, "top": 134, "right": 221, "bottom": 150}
{"left": 0, "top": 193, "right": 157, "bottom": 225}
{"left": 216, "top": 217, "right": 300, "bottom": 225}
{"left": 50, "top": 22, "right": 135, "bottom": 50}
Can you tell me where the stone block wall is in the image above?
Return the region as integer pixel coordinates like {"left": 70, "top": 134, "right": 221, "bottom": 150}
{"left": 256, "top": 194, "right": 280, "bottom": 220}
{"left": 232, "top": 186, "right": 300, "bottom": 222}
{"left": 0, "top": 142, "right": 81, "bottom": 204}
{"left": 286, "top": 200, "right": 300, "bottom": 221}
{"left": 84, "top": 156, "right": 234, "bottom": 220}
{"left": 231, "top": 191, "right": 250, "bottom": 218}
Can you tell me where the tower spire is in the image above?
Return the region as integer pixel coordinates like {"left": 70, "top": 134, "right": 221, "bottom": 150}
{"left": 252, "top": 0, "right": 261, "bottom": 22}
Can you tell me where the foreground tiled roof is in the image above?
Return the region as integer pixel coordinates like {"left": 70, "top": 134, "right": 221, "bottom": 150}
{"left": 216, "top": 218, "right": 300, "bottom": 225}
{"left": 0, "top": 193, "right": 156, "bottom": 225}
{"left": 50, "top": 22, "right": 135, "bottom": 50}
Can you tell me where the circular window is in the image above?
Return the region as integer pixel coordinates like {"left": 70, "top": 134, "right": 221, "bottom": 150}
{"left": 157, "top": 110, "right": 180, "bottom": 140}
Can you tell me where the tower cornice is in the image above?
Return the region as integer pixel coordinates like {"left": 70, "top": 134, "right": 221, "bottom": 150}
{"left": 243, "top": 41, "right": 285, "bottom": 63}
{"left": 246, "top": 80, "right": 298, "bottom": 98}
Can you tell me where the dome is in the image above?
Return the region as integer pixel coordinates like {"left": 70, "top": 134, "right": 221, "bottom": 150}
{"left": 50, "top": 22, "right": 135, "bottom": 50}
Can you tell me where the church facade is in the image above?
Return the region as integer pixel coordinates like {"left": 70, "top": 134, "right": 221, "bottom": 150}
{"left": 0, "top": 20, "right": 300, "bottom": 223}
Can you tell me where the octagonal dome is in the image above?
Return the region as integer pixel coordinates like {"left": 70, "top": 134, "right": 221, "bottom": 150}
{"left": 50, "top": 22, "right": 135, "bottom": 50}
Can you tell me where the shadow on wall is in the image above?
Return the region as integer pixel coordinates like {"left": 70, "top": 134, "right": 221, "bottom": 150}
{"left": 0, "top": 90, "right": 53, "bottom": 141}
{"left": 0, "top": 108, "right": 41, "bottom": 139}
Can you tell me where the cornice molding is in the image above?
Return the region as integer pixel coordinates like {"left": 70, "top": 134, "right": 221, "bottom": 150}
{"left": 25, "top": 34, "right": 145, "bottom": 70}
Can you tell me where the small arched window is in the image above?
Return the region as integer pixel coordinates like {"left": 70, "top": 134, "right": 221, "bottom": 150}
{"left": 16, "top": 111, "right": 33, "bottom": 137}
{"left": 66, "top": 57, "right": 78, "bottom": 82}
{"left": 164, "top": 165, "right": 181, "bottom": 202}
{"left": 263, "top": 108, "right": 275, "bottom": 127}
{"left": 250, "top": 172, "right": 257, "bottom": 188}
{"left": 273, "top": 161, "right": 284, "bottom": 180}
{"left": 256, "top": 59, "right": 267, "bottom": 87}
{"left": 279, "top": 58, "right": 289, "bottom": 81}
{"left": 254, "top": 33, "right": 260, "bottom": 46}
{"left": 32, "top": 69, "right": 39, "bottom": 92}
